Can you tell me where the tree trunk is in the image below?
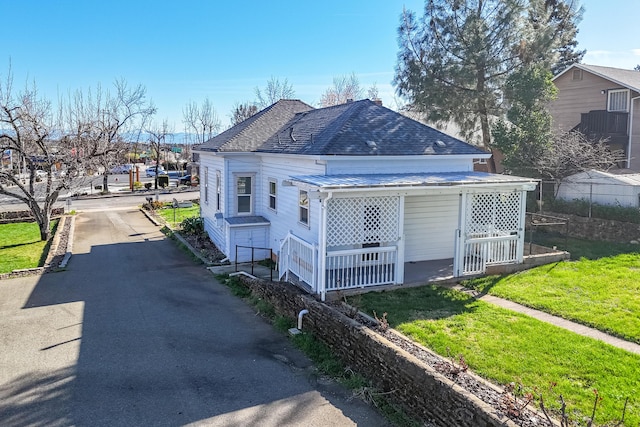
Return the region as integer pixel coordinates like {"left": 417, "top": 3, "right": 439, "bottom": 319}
{"left": 103, "top": 172, "right": 109, "bottom": 193}
{"left": 39, "top": 209, "right": 52, "bottom": 241}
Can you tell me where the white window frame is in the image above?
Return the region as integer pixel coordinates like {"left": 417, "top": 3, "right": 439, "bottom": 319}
{"left": 235, "top": 173, "right": 255, "bottom": 216}
{"left": 204, "top": 167, "right": 209, "bottom": 204}
{"left": 298, "top": 190, "right": 309, "bottom": 226}
{"left": 608, "top": 89, "right": 630, "bottom": 112}
{"left": 268, "top": 178, "right": 277, "bottom": 212}
{"left": 216, "top": 170, "right": 221, "bottom": 211}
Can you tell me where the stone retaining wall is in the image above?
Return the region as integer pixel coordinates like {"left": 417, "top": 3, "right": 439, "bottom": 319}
{"left": 236, "top": 275, "right": 520, "bottom": 427}
{"left": 0, "top": 207, "right": 65, "bottom": 224}
{"left": 531, "top": 212, "right": 640, "bottom": 243}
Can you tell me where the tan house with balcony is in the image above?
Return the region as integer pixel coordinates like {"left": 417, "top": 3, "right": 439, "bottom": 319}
{"left": 549, "top": 64, "right": 640, "bottom": 170}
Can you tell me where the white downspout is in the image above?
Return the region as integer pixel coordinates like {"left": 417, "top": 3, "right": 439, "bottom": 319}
{"left": 319, "top": 192, "right": 332, "bottom": 302}
{"left": 628, "top": 95, "right": 640, "bottom": 169}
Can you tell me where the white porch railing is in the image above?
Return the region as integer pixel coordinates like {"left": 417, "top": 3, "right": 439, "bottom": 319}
{"left": 461, "top": 234, "right": 519, "bottom": 275}
{"left": 325, "top": 246, "right": 397, "bottom": 291}
{"left": 279, "top": 233, "right": 317, "bottom": 290}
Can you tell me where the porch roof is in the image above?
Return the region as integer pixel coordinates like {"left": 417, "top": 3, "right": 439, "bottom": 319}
{"left": 289, "top": 172, "right": 538, "bottom": 191}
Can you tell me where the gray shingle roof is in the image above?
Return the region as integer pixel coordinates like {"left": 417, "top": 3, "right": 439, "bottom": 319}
{"left": 557, "top": 64, "right": 640, "bottom": 92}
{"left": 259, "top": 99, "right": 487, "bottom": 156}
{"left": 198, "top": 99, "right": 313, "bottom": 152}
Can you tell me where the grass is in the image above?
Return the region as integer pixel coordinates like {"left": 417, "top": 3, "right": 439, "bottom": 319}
{"left": 464, "top": 254, "right": 640, "bottom": 344}
{"left": 156, "top": 204, "right": 200, "bottom": 228}
{"left": 0, "top": 220, "right": 59, "bottom": 273}
{"left": 352, "top": 286, "right": 639, "bottom": 426}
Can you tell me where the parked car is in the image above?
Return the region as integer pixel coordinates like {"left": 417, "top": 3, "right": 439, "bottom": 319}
{"left": 110, "top": 164, "right": 135, "bottom": 174}
{"left": 178, "top": 175, "right": 193, "bottom": 185}
{"left": 146, "top": 167, "right": 166, "bottom": 177}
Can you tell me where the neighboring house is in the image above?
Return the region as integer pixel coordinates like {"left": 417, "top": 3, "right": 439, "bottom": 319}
{"left": 557, "top": 169, "right": 640, "bottom": 208}
{"left": 549, "top": 63, "right": 640, "bottom": 170}
{"left": 196, "top": 99, "right": 537, "bottom": 300}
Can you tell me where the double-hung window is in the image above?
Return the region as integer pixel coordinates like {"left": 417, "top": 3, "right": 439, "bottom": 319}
{"left": 299, "top": 190, "right": 309, "bottom": 225}
{"left": 204, "top": 167, "right": 209, "bottom": 204}
{"left": 236, "top": 175, "right": 253, "bottom": 215}
{"left": 215, "top": 170, "right": 221, "bottom": 211}
{"left": 268, "top": 179, "right": 277, "bottom": 211}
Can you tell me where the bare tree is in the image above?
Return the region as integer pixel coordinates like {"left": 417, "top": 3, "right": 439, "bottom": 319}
{"left": 230, "top": 101, "right": 258, "bottom": 126}
{"left": 254, "top": 77, "right": 295, "bottom": 108}
{"left": 536, "top": 131, "right": 625, "bottom": 196}
{"left": 63, "top": 79, "right": 156, "bottom": 193}
{"left": 182, "top": 97, "right": 220, "bottom": 144}
{"left": 147, "top": 119, "right": 172, "bottom": 190}
{"left": 0, "top": 75, "right": 70, "bottom": 240}
{"left": 319, "top": 73, "right": 364, "bottom": 107}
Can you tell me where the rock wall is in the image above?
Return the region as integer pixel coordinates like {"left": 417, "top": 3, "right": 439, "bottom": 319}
{"left": 237, "top": 275, "right": 519, "bottom": 427}
{"left": 531, "top": 212, "right": 640, "bottom": 243}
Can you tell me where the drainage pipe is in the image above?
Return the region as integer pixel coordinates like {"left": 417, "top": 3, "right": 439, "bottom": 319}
{"left": 297, "top": 309, "right": 309, "bottom": 330}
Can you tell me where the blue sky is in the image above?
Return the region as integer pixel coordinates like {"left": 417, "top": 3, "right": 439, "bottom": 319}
{"left": 2, "top": 0, "right": 639, "bottom": 131}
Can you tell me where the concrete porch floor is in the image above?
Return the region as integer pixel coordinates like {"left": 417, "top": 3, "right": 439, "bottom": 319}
{"left": 403, "top": 258, "right": 455, "bottom": 285}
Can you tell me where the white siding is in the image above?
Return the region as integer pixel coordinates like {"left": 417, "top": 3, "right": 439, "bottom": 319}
{"left": 404, "top": 194, "right": 459, "bottom": 262}
{"left": 226, "top": 156, "right": 261, "bottom": 217}
{"left": 259, "top": 155, "right": 325, "bottom": 254}
{"left": 200, "top": 154, "right": 227, "bottom": 254}
{"left": 327, "top": 157, "right": 475, "bottom": 175}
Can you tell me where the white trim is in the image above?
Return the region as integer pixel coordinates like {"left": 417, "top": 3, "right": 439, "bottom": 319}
{"left": 234, "top": 173, "right": 256, "bottom": 216}
{"left": 268, "top": 177, "right": 277, "bottom": 212}
{"left": 607, "top": 89, "right": 630, "bottom": 112}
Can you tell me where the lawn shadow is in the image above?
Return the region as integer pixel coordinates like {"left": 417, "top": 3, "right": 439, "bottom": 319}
{"left": 353, "top": 284, "right": 480, "bottom": 327}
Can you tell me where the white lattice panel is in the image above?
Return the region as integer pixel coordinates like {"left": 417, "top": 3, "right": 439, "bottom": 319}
{"left": 465, "top": 192, "right": 521, "bottom": 235}
{"left": 327, "top": 196, "right": 400, "bottom": 247}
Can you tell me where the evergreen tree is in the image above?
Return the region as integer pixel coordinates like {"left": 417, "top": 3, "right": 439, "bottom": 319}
{"left": 492, "top": 65, "right": 557, "bottom": 176}
{"left": 394, "top": 0, "right": 583, "bottom": 149}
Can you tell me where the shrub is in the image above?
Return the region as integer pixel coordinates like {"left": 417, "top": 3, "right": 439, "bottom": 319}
{"left": 180, "top": 216, "right": 204, "bottom": 235}
{"left": 133, "top": 181, "right": 143, "bottom": 190}
{"left": 144, "top": 182, "right": 152, "bottom": 190}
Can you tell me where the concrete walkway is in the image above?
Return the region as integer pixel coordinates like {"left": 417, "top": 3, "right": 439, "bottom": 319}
{"left": 450, "top": 284, "right": 640, "bottom": 355}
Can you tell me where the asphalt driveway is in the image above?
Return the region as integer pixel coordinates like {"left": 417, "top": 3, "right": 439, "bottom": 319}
{"left": 0, "top": 207, "right": 390, "bottom": 426}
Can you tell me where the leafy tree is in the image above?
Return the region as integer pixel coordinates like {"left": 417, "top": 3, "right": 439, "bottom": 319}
{"left": 492, "top": 65, "right": 557, "bottom": 176}
{"left": 230, "top": 102, "right": 258, "bottom": 125}
{"left": 182, "top": 97, "right": 220, "bottom": 144}
{"left": 395, "top": 0, "right": 583, "bottom": 149}
{"left": 254, "top": 77, "right": 295, "bottom": 108}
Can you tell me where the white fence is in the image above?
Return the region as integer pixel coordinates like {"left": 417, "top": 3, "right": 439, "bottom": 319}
{"left": 279, "top": 233, "right": 317, "bottom": 290}
{"left": 325, "top": 246, "right": 397, "bottom": 291}
{"left": 461, "top": 234, "right": 519, "bottom": 275}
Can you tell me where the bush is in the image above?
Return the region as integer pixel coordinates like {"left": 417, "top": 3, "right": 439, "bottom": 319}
{"left": 180, "top": 216, "right": 204, "bottom": 235}
{"left": 144, "top": 182, "right": 152, "bottom": 190}
{"left": 133, "top": 181, "right": 143, "bottom": 190}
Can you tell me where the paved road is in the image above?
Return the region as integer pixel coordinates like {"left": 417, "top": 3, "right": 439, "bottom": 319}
{"left": 0, "top": 207, "right": 390, "bottom": 426}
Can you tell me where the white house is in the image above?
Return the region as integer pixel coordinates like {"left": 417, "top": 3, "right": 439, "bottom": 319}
{"left": 557, "top": 169, "right": 640, "bottom": 208}
{"left": 196, "top": 99, "right": 537, "bottom": 300}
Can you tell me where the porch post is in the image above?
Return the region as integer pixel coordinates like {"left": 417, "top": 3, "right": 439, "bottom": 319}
{"left": 396, "top": 195, "right": 405, "bottom": 284}
{"left": 453, "top": 192, "right": 466, "bottom": 277}
{"left": 517, "top": 190, "right": 527, "bottom": 263}
{"left": 318, "top": 194, "right": 329, "bottom": 301}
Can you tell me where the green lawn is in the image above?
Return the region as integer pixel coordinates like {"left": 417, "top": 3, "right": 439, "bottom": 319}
{"left": 0, "top": 221, "right": 58, "bottom": 273}
{"left": 156, "top": 204, "right": 200, "bottom": 228}
{"left": 465, "top": 254, "right": 640, "bottom": 344}
{"left": 352, "top": 286, "right": 638, "bottom": 426}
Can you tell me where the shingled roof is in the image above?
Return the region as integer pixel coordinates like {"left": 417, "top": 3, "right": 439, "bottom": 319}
{"left": 259, "top": 99, "right": 487, "bottom": 156}
{"left": 555, "top": 64, "right": 640, "bottom": 92}
{"left": 198, "top": 99, "right": 313, "bottom": 152}
{"left": 199, "top": 98, "right": 487, "bottom": 157}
